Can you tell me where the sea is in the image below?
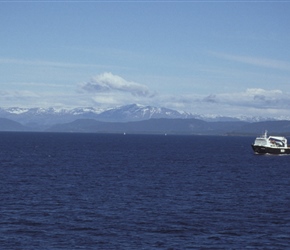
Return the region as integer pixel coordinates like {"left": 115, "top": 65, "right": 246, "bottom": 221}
{"left": 1, "top": 132, "right": 290, "bottom": 250}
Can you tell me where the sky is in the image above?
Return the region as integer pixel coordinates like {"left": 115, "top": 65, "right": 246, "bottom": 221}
{"left": 1, "top": 0, "right": 290, "bottom": 118}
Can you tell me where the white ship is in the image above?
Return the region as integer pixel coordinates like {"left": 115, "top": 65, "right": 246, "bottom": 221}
{"left": 251, "top": 131, "right": 290, "bottom": 155}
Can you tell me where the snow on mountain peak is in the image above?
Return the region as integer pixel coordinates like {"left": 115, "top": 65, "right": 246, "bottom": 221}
{"left": 1, "top": 104, "right": 289, "bottom": 129}
{"left": 6, "top": 107, "right": 29, "bottom": 115}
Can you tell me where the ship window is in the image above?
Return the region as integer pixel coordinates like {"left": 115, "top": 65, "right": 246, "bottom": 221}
{"left": 255, "top": 139, "right": 267, "bottom": 145}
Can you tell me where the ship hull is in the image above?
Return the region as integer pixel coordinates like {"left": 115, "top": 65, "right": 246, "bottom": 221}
{"left": 252, "top": 145, "right": 290, "bottom": 155}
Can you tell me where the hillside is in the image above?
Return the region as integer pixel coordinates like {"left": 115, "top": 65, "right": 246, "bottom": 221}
{"left": 0, "top": 118, "right": 30, "bottom": 132}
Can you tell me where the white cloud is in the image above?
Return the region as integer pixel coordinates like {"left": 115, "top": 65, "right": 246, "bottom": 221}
{"left": 0, "top": 90, "right": 40, "bottom": 107}
{"left": 0, "top": 89, "right": 86, "bottom": 108}
{"left": 81, "top": 72, "right": 153, "bottom": 97}
{"left": 0, "top": 57, "right": 100, "bottom": 69}
{"left": 211, "top": 88, "right": 290, "bottom": 109}
{"left": 153, "top": 88, "right": 290, "bottom": 118}
{"left": 210, "top": 52, "right": 290, "bottom": 71}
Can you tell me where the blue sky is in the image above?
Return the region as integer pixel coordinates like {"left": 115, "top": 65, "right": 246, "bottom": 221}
{"left": 1, "top": 1, "right": 290, "bottom": 118}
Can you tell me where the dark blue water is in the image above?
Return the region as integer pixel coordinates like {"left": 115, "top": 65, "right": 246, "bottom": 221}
{"left": 1, "top": 132, "right": 290, "bottom": 249}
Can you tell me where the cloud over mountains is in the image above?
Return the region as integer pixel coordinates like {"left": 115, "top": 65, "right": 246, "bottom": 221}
{"left": 161, "top": 88, "right": 290, "bottom": 118}
{"left": 202, "top": 88, "right": 290, "bottom": 109}
{"left": 81, "top": 72, "right": 152, "bottom": 97}
{"left": 1, "top": 70, "right": 290, "bottom": 119}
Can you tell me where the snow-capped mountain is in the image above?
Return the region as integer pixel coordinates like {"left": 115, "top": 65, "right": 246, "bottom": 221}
{"left": 0, "top": 107, "right": 104, "bottom": 129}
{"left": 0, "top": 103, "right": 287, "bottom": 131}
{"left": 97, "top": 104, "right": 193, "bottom": 122}
{"left": 0, "top": 104, "right": 195, "bottom": 129}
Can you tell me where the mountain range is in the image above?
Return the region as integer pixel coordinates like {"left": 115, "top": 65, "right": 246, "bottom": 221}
{"left": 0, "top": 103, "right": 280, "bottom": 125}
{"left": 1, "top": 104, "right": 290, "bottom": 135}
